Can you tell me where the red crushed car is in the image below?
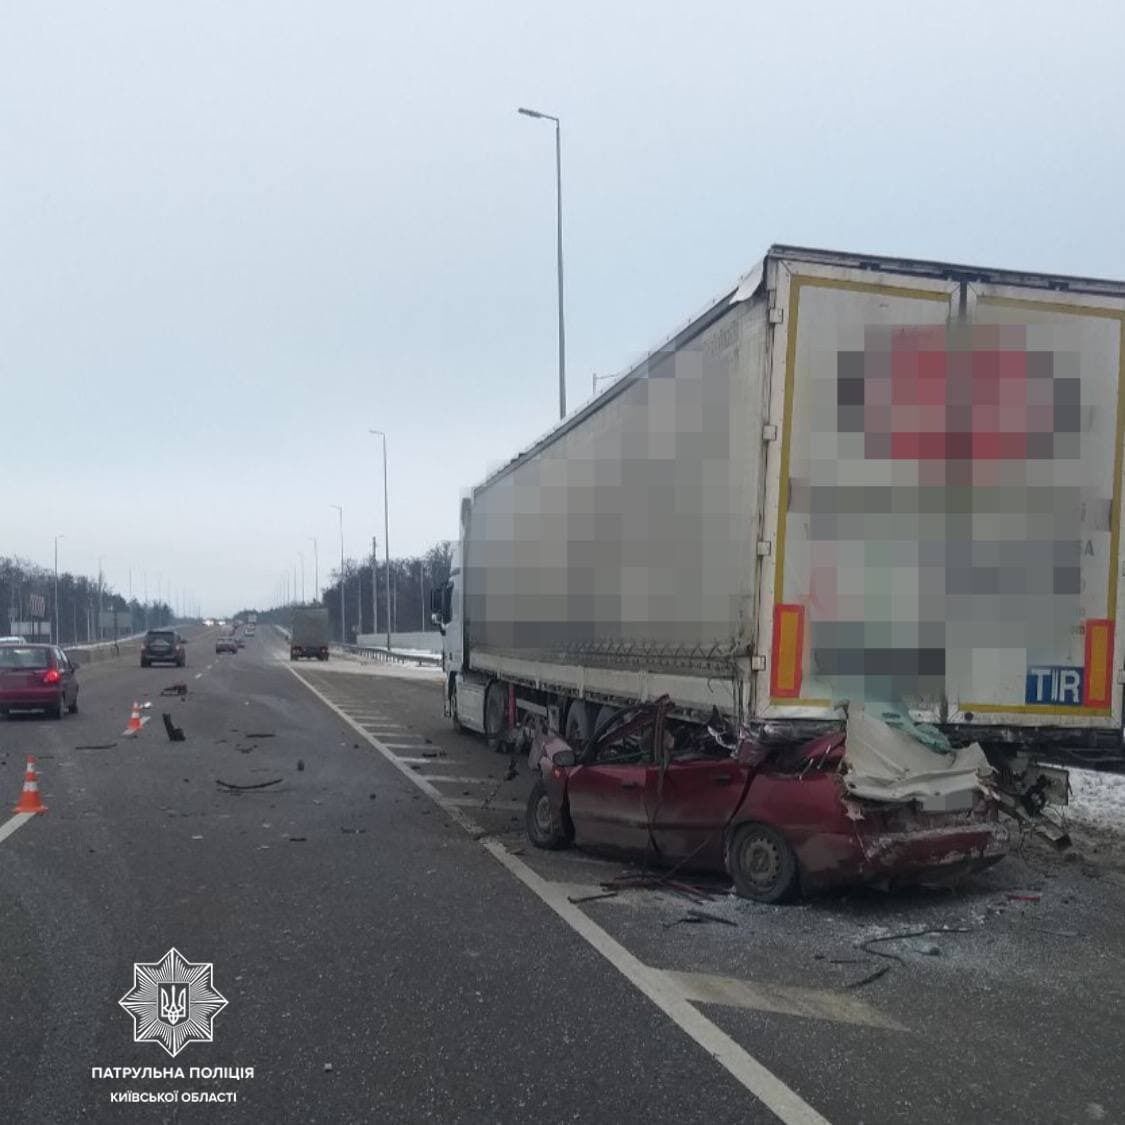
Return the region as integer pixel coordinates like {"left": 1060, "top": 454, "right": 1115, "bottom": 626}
{"left": 0, "top": 644, "right": 80, "bottom": 719}
{"left": 526, "top": 697, "right": 1008, "bottom": 902}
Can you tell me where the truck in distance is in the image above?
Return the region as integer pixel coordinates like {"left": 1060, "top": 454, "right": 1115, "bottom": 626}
{"left": 290, "top": 606, "right": 330, "bottom": 661}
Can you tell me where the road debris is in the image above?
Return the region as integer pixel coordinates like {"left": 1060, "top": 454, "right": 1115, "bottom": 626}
{"left": 216, "top": 778, "right": 283, "bottom": 791}
{"left": 567, "top": 891, "right": 620, "bottom": 905}
{"left": 245, "top": 732, "right": 276, "bottom": 739}
{"left": 75, "top": 743, "right": 117, "bottom": 750}
{"left": 845, "top": 965, "right": 892, "bottom": 990}
{"left": 297, "top": 759, "right": 305, "bottom": 771}
{"left": 160, "top": 684, "right": 189, "bottom": 698}
{"left": 1007, "top": 893, "right": 1042, "bottom": 902}
{"left": 288, "top": 836, "right": 307, "bottom": 843}
{"left": 162, "top": 713, "right": 186, "bottom": 742}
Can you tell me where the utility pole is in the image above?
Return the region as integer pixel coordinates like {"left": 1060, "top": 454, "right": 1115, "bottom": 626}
{"left": 309, "top": 537, "right": 319, "bottom": 603}
{"left": 369, "top": 430, "right": 392, "bottom": 653}
{"left": 371, "top": 537, "right": 378, "bottom": 642}
{"left": 330, "top": 505, "right": 345, "bottom": 643}
{"left": 299, "top": 552, "right": 305, "bottom": 605}
{"left": 53, "top": 534, "right": 64, "bottom": 644}
{"left": 419, "top": 560, "right": 425, "bottom": 631}
{"left": 518, "top": 106, "right": 566, "bottom": 419}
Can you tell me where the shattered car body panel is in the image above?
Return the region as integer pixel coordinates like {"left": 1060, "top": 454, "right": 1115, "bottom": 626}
{"left": 529, "top": 698, "right": 1012, "bottom": 900}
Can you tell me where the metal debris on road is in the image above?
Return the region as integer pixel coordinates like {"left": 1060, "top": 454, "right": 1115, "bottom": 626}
{"left": 567, "top": 891, "right": 620, "bottom": 905}
{"left": 845, "top": 965, "right": 892, "bottom": 990}
{"left": 340, "top": 827, "right": 367, "bottom": 834}
{"left": 160, "top": 684, "right": 189, "bottom": 697}
{"left": 245, "top": 732, "right": 276, "bottom": 739}
{"left": 216, "top": 777, "right": 283, "bottom": 791}
{"left": 288, "top": 836, "right": 307, "bottom": 843}
{"left": 75, "top": 743, "right": 117, "bottom": 750}
{"left": 162, "top": 713, "right": 186, "bottom": 742}
{"left": 297, "top": 759, "right": 305, "bottom": 771}
{"left": 1007, "top": 893, "right": 1042, "bottom": 902}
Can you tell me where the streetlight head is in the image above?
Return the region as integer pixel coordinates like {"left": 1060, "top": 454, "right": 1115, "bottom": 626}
{"left": 517, "top": 107, "right": 542, "bottom": 118}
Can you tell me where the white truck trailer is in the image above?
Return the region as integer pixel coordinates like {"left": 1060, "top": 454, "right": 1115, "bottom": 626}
{"left": 433, "top": 245, "right": 1125, "bottom": 765}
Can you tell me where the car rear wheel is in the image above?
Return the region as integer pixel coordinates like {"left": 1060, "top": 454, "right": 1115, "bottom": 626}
{"left": 526, "top": 779, "right": 572, "bottom": 850}
{"left": 48, "top": 698, "right": 64, "bottom": 720}
{"left": 726, "top": 823, "right": 799, "bottom": 904}
{"left": 68, "top": 695, "right": 79, "bottom": 715}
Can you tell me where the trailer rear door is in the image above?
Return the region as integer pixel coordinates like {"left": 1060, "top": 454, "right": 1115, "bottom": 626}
{"left": 761, "top": 259, "right": 1125, "bottom": 735}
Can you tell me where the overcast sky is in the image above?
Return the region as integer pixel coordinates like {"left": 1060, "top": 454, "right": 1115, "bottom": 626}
{"left": 3, "top": 1, "right": 1122, "bottom": 614}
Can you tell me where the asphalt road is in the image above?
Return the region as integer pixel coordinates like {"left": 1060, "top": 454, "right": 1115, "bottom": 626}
{"left": 2, "top": 627, "right": 1123, "bottom": 1124}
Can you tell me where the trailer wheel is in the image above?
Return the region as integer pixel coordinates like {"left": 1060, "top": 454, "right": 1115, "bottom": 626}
{"left": 526, "top": 780, "right": 572, "bottom": 850}
{"left": 725, "top": 823, "right": 799, "bottom": 904}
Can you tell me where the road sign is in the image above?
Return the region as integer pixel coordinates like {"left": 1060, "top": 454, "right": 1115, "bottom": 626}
{"left": 28, "top": 594, "right": 46, "bottom": 618}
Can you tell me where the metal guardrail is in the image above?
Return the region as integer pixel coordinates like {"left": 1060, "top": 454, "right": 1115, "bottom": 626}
{"left": 335, "top": 643, "right": 442, "bottom": 667}
{"left": 271, "top": 624, "right": 441, "bottom": 667}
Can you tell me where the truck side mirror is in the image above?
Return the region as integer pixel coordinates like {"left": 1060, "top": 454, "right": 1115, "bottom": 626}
{"left": 429, "top": 588, "right": 443, "bottom": 617}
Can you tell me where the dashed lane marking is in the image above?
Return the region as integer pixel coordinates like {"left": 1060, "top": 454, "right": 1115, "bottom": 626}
{"left": 288, "top": 666, "right": 835, "bottom": 1125}
{"left": 668, "top": 971, "right": 905, "bottom": 1031}
{"left": 0, "top": 813, "right": 36, "bottom": 846}
{"left": 423, "top": 776, "right": 501, "bottom": 785}
{"left": 443, "top": 797, "right": 525, "bottom": 812}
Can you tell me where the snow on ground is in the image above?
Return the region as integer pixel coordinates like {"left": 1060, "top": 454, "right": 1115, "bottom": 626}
{"left": 1065, "top": 768, "right": 1125, "bottom": 834}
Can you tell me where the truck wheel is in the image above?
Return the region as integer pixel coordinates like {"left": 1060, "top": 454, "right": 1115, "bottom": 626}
{"left": 484, "top": 682, "right": 507, "bottom": 747}
{"left": 725, "top": 823, "right": 799, "bottom": 904}
{"left": 449, "top": 682, "right": 464, "bottom": 732}
{"left": 526, "top": 780, "right": 572, "bottom": 850}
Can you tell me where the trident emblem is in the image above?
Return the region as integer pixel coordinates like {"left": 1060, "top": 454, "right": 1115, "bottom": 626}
{"left": 159, "top": 983, "right": 188, "bottom": 1025}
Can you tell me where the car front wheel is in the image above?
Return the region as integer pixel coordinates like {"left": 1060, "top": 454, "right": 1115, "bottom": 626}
{"left": 725, "top": 822, "right": 799, "bottom": 904}
{"left": 526, "top": 779, "right": 572, "bottom": 850}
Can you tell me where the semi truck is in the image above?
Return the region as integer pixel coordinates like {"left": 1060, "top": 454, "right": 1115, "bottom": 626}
{"left": 432, "top": 244, "right": 1125, "bottom": 768}
{"left": 290, "top": 606, "right": 330, "bottom": 661}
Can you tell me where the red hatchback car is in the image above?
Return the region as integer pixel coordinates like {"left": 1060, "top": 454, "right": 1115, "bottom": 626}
{"left": 526, "top": 697, "right": 1007, "bottom": 903}
{"left": 0, "top": 644, "right": 80, "bottom": 719}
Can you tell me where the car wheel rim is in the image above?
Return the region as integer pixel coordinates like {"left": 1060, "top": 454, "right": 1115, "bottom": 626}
{"left": 534, "top": 795, "right": 553, "bottom": 836}
{"left": 741, "top": 836, "right": 780, "bottom": 889}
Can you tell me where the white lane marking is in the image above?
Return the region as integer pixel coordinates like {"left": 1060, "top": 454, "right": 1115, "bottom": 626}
{"left": 289, "top": 667, "right": 833, "bottom": 1125}
{"left": 380, "top": 741, "right": 432, "bottom": 749}
{"left": 668, "top": 971, "right": 905, "bottom": 1031}
{"left": 0, "top": 813, "right": 36, "bottom": 846}
{"left": 444, "top": 797, "right": 525, "bottom": 812}
{"left": 207, "top": 663, "right": 214, "bottom": 671}
{"left": 194, "top": 673, "right": 203, "bottom": 680}
{"left": 423, "top": 776, "right": 501, "bottom": 785}
{"left": 393, "top": 756, "right": 462, "bottom": 766}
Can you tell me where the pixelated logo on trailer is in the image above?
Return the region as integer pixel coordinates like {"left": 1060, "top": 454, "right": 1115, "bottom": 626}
{"left": 837, "top": 325, "right": 1081, "bottom": 461}
{"left": 118, "top": 948, "right": 228, "bottom": 1057}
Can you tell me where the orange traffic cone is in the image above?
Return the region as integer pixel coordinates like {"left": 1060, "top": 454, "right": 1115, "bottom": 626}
{"left": 13, "top": 756, "right": 47, "bottom": 814}
{"left": 123, "top": 702, "right": 143, "bottom": 737}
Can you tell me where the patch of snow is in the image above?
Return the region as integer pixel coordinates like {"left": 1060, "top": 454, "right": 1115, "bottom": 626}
{"left": 1065, "top": 769, "right": 1125, "bottom": 834}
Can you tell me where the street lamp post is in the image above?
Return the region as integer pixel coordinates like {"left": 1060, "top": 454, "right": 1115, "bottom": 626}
{"left": 518, "top": 105, "right": 566, "bottom": 419}
{"left": 96, "top": 556, "right": 106, "bottom": 640}
{"left": 330, "top": 505, "right": 345, "bottom": 643}
{"left": 369, "top": 430, "right": 392, "bottom": 654}
{"left": 309, "top": 537, "right": 319, "bottom": 603}
{"left": 53, "top": 534, "right": 64, "bottom": 643}
{"left": 299, "top": 552, "right": 305, "bottom": 605}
